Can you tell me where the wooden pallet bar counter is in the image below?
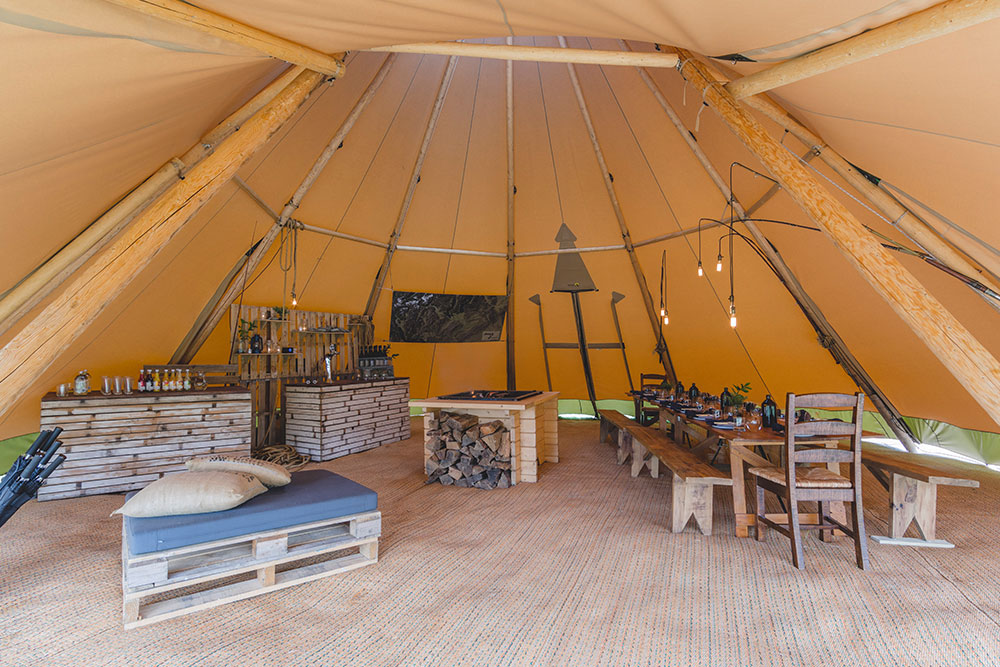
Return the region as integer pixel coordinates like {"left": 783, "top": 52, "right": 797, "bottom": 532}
{"left": 284, "top": 378, "right": 410, "bottom": 461}
{"left": 410, "top": 391, "right": 559, "bottom": 484}
{"left": 38, "top": 388, "right": 252, "bottom": 501}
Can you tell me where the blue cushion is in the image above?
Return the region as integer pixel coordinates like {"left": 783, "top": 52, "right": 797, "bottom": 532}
{"left": 124, "top": 469, "right": 377, "bottom": 555}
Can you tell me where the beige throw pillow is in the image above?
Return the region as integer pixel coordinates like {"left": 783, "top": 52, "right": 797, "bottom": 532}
{"left": 185, "top": 455, "right": 292, "bottom": 487}
{"left": 113, "top": 471, "right": 267, "bottom": 518}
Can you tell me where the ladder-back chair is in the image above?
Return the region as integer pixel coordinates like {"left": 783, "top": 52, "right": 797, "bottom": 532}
{"left": 749, "top": 392, "right": 869, "bottom": 570}
{"left": 636, "top": 373, "right": 670, "bottom": 427}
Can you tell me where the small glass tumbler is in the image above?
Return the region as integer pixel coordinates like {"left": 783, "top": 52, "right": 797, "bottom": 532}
{"left": 113, "top": 376, "right": 124, "bottom": 395}
{"left": 101, "top": 376, "right": 113, "bottom": 396}
{"left": 56, "top": 383, "right": 70, "bottom": 397}
{"left": 123, "top": 377, "right": 133, "bottom": 394}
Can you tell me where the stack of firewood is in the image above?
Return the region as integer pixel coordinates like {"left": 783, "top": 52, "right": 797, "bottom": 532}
{"left": 424, "top": 412, "right": 512, "bottom": 489}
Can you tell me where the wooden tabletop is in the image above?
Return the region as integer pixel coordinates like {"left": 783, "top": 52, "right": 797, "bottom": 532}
{"left": 410, "top": 391, "right": 559, "bottom": 411}
{"left": 657, "top": 402, "right": 837, "bottom": 446}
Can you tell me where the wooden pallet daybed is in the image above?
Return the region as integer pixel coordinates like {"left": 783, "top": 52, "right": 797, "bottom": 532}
{"left": 121, "top": 469, "right": 380, "bottom": 628}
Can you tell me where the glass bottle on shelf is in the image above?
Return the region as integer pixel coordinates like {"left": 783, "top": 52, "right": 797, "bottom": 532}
{"left": 184, "top": 369, "right": 192, "bottom": 391}
{"left": 194, "top": 371, "right": 208, "bottom": 391}
{"left": 137, "top": 370, "right": 145, "bottom": 393}
{"left": 153, "top": 369, "right": 161, "bottom": 392}
{"left": 73, "top": 369, "right": 91, "bottom": 396}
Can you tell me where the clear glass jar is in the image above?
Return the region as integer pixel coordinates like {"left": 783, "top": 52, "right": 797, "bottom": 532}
{"left": 74, "top": 370, "right": 91, "bottom": 396}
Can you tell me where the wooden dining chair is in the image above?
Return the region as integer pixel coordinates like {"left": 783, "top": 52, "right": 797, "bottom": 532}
{"left": 749, "top": 392, "right": 869, "bottom": 570}
{"left": 637, "top": 373, "right": 670, "bottom": 426}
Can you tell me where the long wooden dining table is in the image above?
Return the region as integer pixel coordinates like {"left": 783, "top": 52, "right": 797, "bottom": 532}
{"left": 655, "top": 401, "right": 843, "bottom": 538}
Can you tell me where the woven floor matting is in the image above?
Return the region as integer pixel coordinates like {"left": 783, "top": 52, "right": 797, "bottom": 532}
{"left": 2, "top": 419, "right": 998, "bottom": 666}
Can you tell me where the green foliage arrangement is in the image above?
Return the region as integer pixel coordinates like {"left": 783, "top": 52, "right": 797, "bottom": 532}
{"left": 725, "top": 381, "right": 752, "bottom": 408}
{"left": 237, "top": 318, "right": 257, "bottom": 342}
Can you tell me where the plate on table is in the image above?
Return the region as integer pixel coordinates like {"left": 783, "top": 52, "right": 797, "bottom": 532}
{"left": 713, "top": 421, "right": 736, "bottom": 429}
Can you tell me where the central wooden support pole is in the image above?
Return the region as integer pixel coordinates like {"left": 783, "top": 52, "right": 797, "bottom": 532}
{"left": 677, "top": 49, "right": 1000, "bottom": 428}
{"left": 505, "top": 37, "right": 517, "bottom": 391}
{"left": 559, "top": 36, "right": 675, "bottom": 382}
{"left": 175, "top": 54, "right": 398, "bottom": 364}
{"left": 0, "top": 69, "right": 326, "bottom": 418}
{"left": 726, "top": 0, "right": 1000, "bottom": 99}
{"left": 364, "top": 56, "right": 460, "bottom": 319}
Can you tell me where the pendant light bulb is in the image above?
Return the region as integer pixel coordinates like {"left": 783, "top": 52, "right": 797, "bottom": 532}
{"left": 716, "top": 254, "right": 723, "bottom": 272}
{"left": 729, "top": 304, "right": 737, "bottom": 328}
{"left": 697, "top": 261, "right": 703, "bottom": 277}
{"left": 660, "top": 307, "right": 666, "bottom": 317}
{"left": 663, "top": 313, "right": 669, "bottom": 326}
{"left": 291, "top": 293, "right": 298, "bottom": 307}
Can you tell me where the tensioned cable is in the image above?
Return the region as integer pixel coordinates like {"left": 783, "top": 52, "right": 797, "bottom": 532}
{"left": 879, "top": 179, "right": 1000, "bottom": 261}
{"left": 428, "top": 58, "right": 485, "bottom": 398}
{"left": 493, "top": 0, "right": 515, "bottom": 37}
{"left": 0, "top": 67, "right": 336, "bottom": 387}
{"left": 589, "top": 38, "right": 771, "bottom": 395}
{"left": 534, "top": 36, "right": 567, "bottom": 223}
{"left": 298, "top": 55, "right": 426, "bottom": 301}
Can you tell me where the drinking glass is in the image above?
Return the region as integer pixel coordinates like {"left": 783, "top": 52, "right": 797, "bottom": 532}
{"left": 123, "top": 377, "right": 134, "bottom": 394}
{"left": 56, "top": 383, "right": 70, "bottom": 397}
{"left": 101, "top": 376, "right": 113, "bottom": 396}
{"left": 113, "top": 376, "right": 123, "bottom": 395}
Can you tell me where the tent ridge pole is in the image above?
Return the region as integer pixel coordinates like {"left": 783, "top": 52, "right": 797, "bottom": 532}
{"left": 559, "top": 36, "right": 676, "bottom": 383}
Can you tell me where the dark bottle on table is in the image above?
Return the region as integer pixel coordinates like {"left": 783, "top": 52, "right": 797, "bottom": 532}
{"left": 688, "top": 383, "right": 699, "bottom": 401}
{"left": 720, "top": 387, "right": 733, "bottom": 409}
{"left": 761, "top": 394, "right": 778, "bottom": 429}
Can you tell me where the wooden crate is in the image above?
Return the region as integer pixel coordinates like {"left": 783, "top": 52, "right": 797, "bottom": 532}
{"left": 39, "top": 389, "right": 252, "bottom": 501}
{"left": 122, "top": 510, "right": 381, "bottom": 629}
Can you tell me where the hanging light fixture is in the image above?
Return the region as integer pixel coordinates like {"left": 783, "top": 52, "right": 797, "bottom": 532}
{"left": 696, "top": 218, "right": 704, "bottom": 276}
{"left": 716, "top": 234, "right": 724, "bottom": 272}
{"left": 660, "top": 250, "right": 669, "bottom": 325}
{"left": 728, "top": 229, "right": 737, "bottom": 327}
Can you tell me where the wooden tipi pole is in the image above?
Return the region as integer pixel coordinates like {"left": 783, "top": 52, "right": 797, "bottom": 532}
{"left": 558, "top": 36, "right": 676, "bottom": 381}
{"left": 174, "top": 54, "right": 399, "bottom": 364}
{"left": 676, "top": 49, "right": 1000, "bottom": 428}
{"left": 364, "top": 56, "right": 460, "bottom": 319}
{"left": 505, "top": 37, "right": 517, "bottom": 390}
{"left": 0, "top": 65, "right": 305, "bottom": 338}
{"left": 629, "top": 56, "right": 918, "bottom": 451}
{"left": 740, "top": 92, "right": 1000, "bottom": 293}
{"left": 105, "top": 0, "right": 345, "bottom": 76}
{"left": 369, "top": 41, "right": 679, "bottom": 68}
{"left": 0, "top": 69, "right": 326, "bottom": 418}
{"left": 726, "top": 0, "right": 1000, "bottom": 100}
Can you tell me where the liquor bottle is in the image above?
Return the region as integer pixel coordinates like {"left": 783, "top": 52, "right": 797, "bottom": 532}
{"left": 153, "top": 369, "right": 161, "bottom": 392}
{"left": 137, "top": 370, "right": 145, "bottom": 393}
{"left": 170, "top": 370, "right": 178, "bottom": 391}
{"left": 184, "top": 369, "right": 192, "bottom": 391}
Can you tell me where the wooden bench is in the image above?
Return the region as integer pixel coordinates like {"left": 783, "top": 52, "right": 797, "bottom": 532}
{"left": 599, "top": 409, "right": 636, "bottom": 465}
{"left": 862, "top": 444, "right": 979, "bottom": 547}
{"left": 601, "top": 410, "right": 732, "bottom": 535}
